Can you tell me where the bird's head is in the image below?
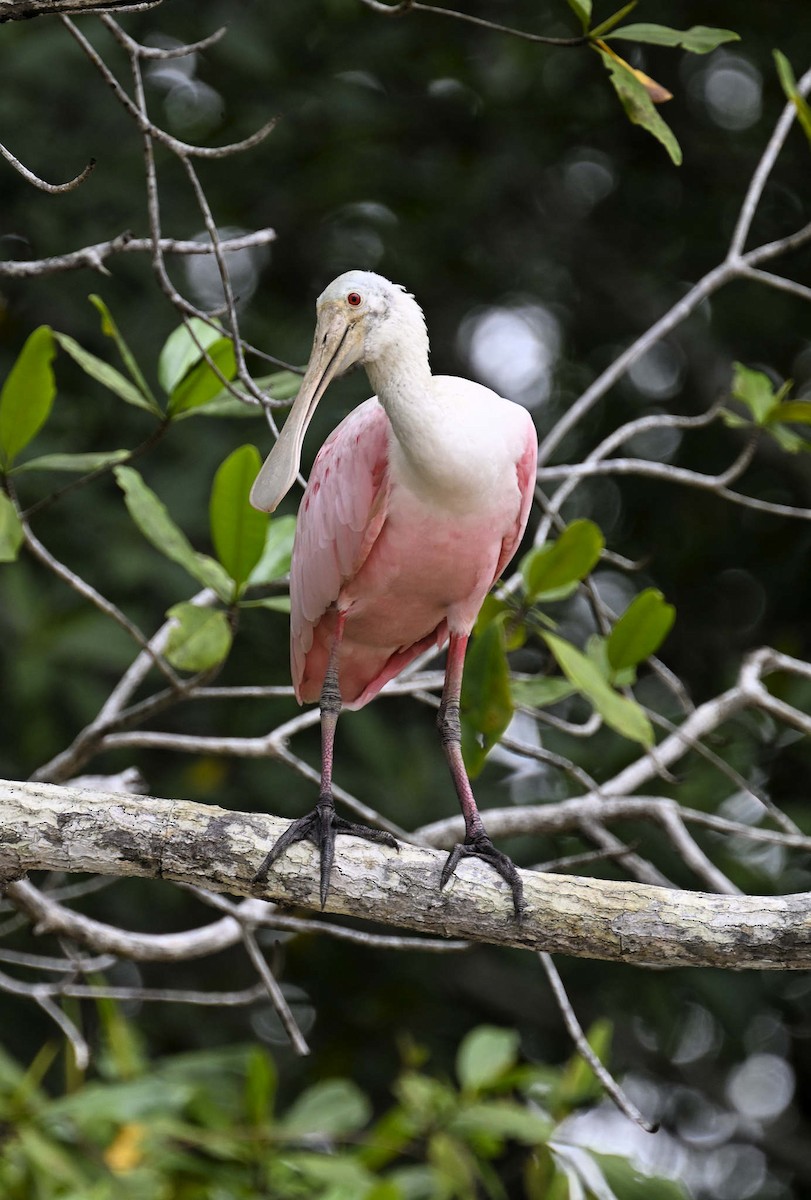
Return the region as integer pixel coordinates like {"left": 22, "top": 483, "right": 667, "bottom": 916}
{"left": 251, "top": 270, "right": 426, "bottom": 512}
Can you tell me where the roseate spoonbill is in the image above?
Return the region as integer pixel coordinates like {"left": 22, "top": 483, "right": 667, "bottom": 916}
{"left": 250, "top": 270, "right": 537, "bottom": 917}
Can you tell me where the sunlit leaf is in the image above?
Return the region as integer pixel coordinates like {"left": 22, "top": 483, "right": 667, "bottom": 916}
{"left": 774, "top": 51, "right": 811, "bottom": 146}
{"left": 768, "top": 400, "right": 811, "bottom": 426}
{"left": 89, "top": 294, "right": 158, "bottom": 410}
{"left": 521, "top": 519, "right": 604, "bottom": 602}
{"left": 249, "top": 514, "right": 297, "bottom": 584}
{"left": 596, "top": 46, "right": 682, "bottom": 164}
{"left": 0, "top": 491, "right": 23, "bottom": 562}
{"left": 457, "top": 1026, "right": 520, "bottom": 1092}
{"left": 607, "top": 24, "right": 740, "bottom": 54}
{"left": 157, "top": 316, "right": 224, "bottom": 394}
{"left": 115, "top": 465, "right": 233, "bottom": 601}
{"left": 460, "top": 618, "right": 514, "bottom": 777}
{"left": 13, "top": 449, "right": 130, "bottom": 473}
{"left": 606, "top": 588, "right": 675, "bottom": 672}
{"left": 543, "top": 632, "right": 653, "bottom": 745}
{"left": 54, "top": 332, "right": 160, "bottom": 415}
{"left": 168, "top": 337, "right": 238, "bottom": 416}
{"left": 731, "top": 362, "right": 778, "bottom": 424}
{"left": 0, "top": 326, "right": 56, "bottom": 467}
{"left": 209, "top": 444, "right": 267, "bottom": 592}
{"left": 279, "top": 1079, "right": 371, "bottom": 1137}
{"left": 165, "top": 602, "right": 232, "bottom": 671}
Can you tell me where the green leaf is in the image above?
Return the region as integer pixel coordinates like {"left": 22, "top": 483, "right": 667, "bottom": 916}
{"left": 769, "top": 425, "right": 811, "bottom": 454}
{"left": 543, "top": 633, "right": 654, "bottom": 745}
{"left": 560, "top": 1018, "right": 613, "bottom": 1106}
{"left": 457, "top": 1026, "right": 520, "bottom": 1092}
{"left": 280, "top": 1079, "right": 371, "bottom": 1138}
{"left": 165, "top": 602, "right": 232, "bottom": 671}
{"left": 249, "top": 514, "right": 297, "bottom": 584}
{"left": 731, "top": 362, "right": 778, "bottom": 424}
{"left": 521, "top": 519, "right": 604, "bottom": 602}
{"left": 13, "top": 449, "right": 130, "bottom": 474}
{"left": 239, "top": 595, "right": 291, "bottom": 613}
{"left": 565, "top": 0, "right": 591, "bottom": 33}
{"left": 774, "top": 51, "right": 811, "bottom": 145}
{"left": 209, "top": 444, "right": 268, "bottom": 592}
{"left": 607, "top": 24, "right": 740, "bottom": 54}
{"left": 0, "top": 326, "right": 56, "bottom": 468}
{"left": 606, "top": 588, "right": 675, "bottom": 672}
{"left": 158, "top": 317, "right": 224, "bottom": 393}
{"left": 89, "top": 294, "right": 158, "bottom": 410}
{"left": 511, "top": 677, "right": 576, "bottom": 708}
{"left": 54, "top": 332, "right": 160, "bottom": 415}
{"left": 597, "top": 47, "right": 682, "bottom": 165}
{"left": 244, "top": 1047, "right": 276, "bottom": 1125}
{"left": 115, "top": 465, "right": 233, "bottom": 601}
{"left": 174, "top": 370, "right": 302, "bottom": 420}
{"left": 450, "top": 1100, "right": 552, "bottom": 1146}
{"left": 768, "top": 400, "right": 811, "bottom": 426}
{"left": 460, "top": 619, "right": 514, "bottom": 777}
{"left": 168, "top": 337, "right": 238, "bottom": 416}
{"left": 589, "top": 2, "right": 638, "bottom": 41}
{"left": 593, "top": 1153, "right": 690, "bottom": 1200}
{"left": 0, "top": 491, "right": 23, "bottom": 562}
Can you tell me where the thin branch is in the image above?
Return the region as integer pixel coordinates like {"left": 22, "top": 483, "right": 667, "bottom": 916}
{"left": 539, "top": 953, "right": 658, "bottom": 1133}
{"left": 18, "top": 509, "right": 181, "bottom": 689}
{"left": 61, "top": 16, "right": 278, "bottom": 161}
{"left": 0, "top": 229, "right": 277, "bottom": 279}
{"left": 729, "top": 66, "right": 811, "bottom": 256}
{"left": 535, "top": 458, "right": 811, "bottom": 522}
{"left": 0, "top": 140, "right": 95, "bottom": 192}
{"left": 359, "top": 0, "right": 586, "bottom": 46}
{"left": 241, "top": 926, "right": 310, "bottom": 1056}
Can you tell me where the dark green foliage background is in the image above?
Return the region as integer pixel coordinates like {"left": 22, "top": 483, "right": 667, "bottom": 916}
{"left": 1, "top": 1, "right": 811, "bottom": 1195}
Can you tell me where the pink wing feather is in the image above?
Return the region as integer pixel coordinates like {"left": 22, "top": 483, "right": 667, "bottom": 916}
{"left": 290, "top": 398, "right": 538, "bottom": 708}
{"left": 493, "top": 421, "right": 537, "bottom": 581}
{"left": 290, "top": 398, "right": 391, "bottom": 700}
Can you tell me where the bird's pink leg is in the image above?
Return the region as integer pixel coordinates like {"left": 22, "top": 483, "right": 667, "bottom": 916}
{"left": 437, "top": 632, "right": 525, "bottom": 919}
{"left": 253, "top": 611, "right": 398, "bottom": 907}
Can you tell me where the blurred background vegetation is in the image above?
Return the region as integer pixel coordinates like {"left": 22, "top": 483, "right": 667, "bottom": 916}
{"left": 1, "top": 1, "right": 811, "bottom": 1196}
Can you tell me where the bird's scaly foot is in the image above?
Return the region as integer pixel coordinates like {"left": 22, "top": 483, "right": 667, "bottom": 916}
{"left": 440, "top": 833, "right": 526, "bottom": 921}
{"left": 253, "top": 795, "right": 399, "bottom": 907}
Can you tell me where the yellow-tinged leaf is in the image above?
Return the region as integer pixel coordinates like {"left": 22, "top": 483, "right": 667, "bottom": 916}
{"left": 596, "top": 41, "right": 672, "bottom": 103}
{"left": 104, "top": 1122, "right": 146, "bottom": 1173}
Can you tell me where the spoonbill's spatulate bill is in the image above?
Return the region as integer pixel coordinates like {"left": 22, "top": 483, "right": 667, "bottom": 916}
{"left": 251, "top": 270, "right": 537, "bottom": 917}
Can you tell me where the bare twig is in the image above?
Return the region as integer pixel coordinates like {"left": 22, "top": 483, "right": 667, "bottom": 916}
{"left": 0, "top": 140, "right": 94, "bottom": 192}
{"left": 539, "top": 953, "right": 658, "bottom": 1133}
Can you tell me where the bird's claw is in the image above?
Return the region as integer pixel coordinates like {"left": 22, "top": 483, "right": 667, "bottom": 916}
{"left": 440, "top": 833, "right": 526, "bottom": 921}
{"left": 253, "top": 797, "right": 399, "bottom": 908}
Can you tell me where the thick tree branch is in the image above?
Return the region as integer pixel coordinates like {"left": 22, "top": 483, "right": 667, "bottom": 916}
{"left": 2, "top": 779, "right": 810, "bottom": 970}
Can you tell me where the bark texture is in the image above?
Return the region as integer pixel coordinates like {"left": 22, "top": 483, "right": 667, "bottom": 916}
{"left": 3, "top": 779, "right": 810, "bottom": 969}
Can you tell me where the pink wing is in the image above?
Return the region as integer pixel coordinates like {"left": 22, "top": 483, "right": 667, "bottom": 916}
{"left": 492, "top": 415, "right": 538, "bottom": 583}
{"left": 289, "top": 398, "right": 391, "bottom": 700}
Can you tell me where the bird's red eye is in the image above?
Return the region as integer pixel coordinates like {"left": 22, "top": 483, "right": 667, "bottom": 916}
{"left": 347, "top": 292, "right": 363, "bottom": 307}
